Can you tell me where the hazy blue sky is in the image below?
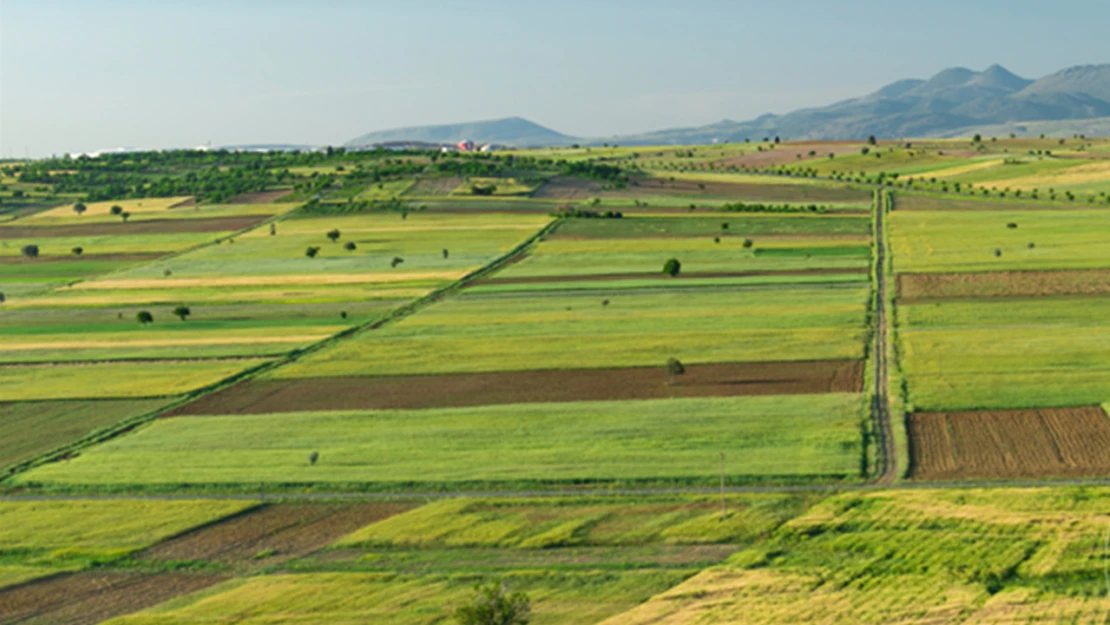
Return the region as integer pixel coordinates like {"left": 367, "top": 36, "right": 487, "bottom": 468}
{"left": 2, "top": 0, "right": 1108, "bottom": 156}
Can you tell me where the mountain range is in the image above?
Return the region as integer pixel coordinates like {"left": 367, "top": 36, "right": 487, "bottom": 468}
{"left": 343, "top": 63, "right": 1110, "bottom": 147}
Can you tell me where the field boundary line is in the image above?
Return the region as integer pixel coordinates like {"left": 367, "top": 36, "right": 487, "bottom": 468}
{"left": 871, "top": 189, "right": 898, "bottom": 484}
{"left": 0, "top": 217, "right": 563, "bottom": 485}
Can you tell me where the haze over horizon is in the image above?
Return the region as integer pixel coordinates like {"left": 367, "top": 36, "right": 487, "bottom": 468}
{"left": 2, "top": 0, "right": 1109, "bottom": 157}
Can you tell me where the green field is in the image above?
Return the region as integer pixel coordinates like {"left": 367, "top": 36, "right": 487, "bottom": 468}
{"left": 890, "top": 207, "right": 1110, "bottom": 273}
{"left": 17, "top": 394, "right": 866, "bottom": 488}
{"left": 0, "top": 499, "right": 253, "bottom": 557}
{"left": 611, "top": 486, "right": 1110, "bottom": 623}
{"left": 335, "top": 495, "right": 812, "bottom": 549}
{"left": 0, "top": 359, "right": 269, "bottom": 401}
{"left": 897, "top": 297, "right": 1110, "bottom": 410}
{"left": 275, "top": 286, "right": 869, "bottom": 377}
{"left": 104, "top": 570, "right": 690, "bottom": 625}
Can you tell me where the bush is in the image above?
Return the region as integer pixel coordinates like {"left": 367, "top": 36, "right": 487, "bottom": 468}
{"left": 71, "top": 246, "right": 83, "bottom": 256}
{"left": 173, "top": 305, "right": 191, "bottom": 321}
{"left": 454, "top": 581, "right": 530, "bottom": 625}
{"left": 663, "top": 258, "right": 681, "bottom": 277}
{"left": 326, "top": 229, "right": 341, "bottom": 242}
{"left": 305, "top": 246, "right": 320, "bottom": 258}
{"left": 344, "top": 241, "right": 357, "bottom": 251}
{"left": 470, "top": 183, "right": 497, "bottom": 196}
{"left": 136, "top": 311, "right": 154, "bottom": 324}
{"left": 21, "top": 244, "right": 39, "bottom": 258}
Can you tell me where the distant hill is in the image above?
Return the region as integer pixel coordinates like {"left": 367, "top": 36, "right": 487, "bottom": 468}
{"left": 345, "top": 116, "right": 577, "bottom": 148}
{"left": 342, "top": 64, "right": 1110, "bottom": 146}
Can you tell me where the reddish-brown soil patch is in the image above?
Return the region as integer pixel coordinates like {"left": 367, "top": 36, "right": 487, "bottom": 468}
{"left": 137, "top": 502, "right": 412, "bottom": 569}
{"left": 0, "top": 215, "right": 269, "bottom": 238}
{"left": 483, "top": 267, "right": 867, "bottom": 286}
{"left": 169, "top": 360, "right": 864, "bottom": 415}
{"left": 899, "top": 269, "right": 1110, "bottom": 302}
{"left": 224, "top": 189, "right": 293, "bottom": 204}
{"left": 405, "top": 177, "right": 464, "bottom": 196}
{"left": 0, "top": 253, "right": 163, "bottom": 264}
{"left": 716, "top": 144, "right": 861, "bottom": 168}
{"left": 0, "top": 571, "right": 226, "bottom": 625}
{"left": 908, "top": 406, "right": 1110, "bottom": 480}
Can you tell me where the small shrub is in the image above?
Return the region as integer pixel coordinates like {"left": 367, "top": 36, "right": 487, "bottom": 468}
{"left": 136, "top": 310, "right": 154, "bottom": 324}
{"left": 71, "top": 246, "right": 83, "bottom": 256}
{"left": 663, "top": 258, "right": 681, "bottom": 277}
{"left": 305, "top": 246, "right": 321, "bottom": 258}
{"left": 344, "top": 241, "right": 357, "bottom": 251}
{"left": 21, "top": 244, "right": 39, "bottom": 258}
{"left": 326, "top": 229, "right": 341, "bottom": 242}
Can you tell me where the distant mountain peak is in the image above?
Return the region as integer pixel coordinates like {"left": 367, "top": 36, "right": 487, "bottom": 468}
{"left": 342, "top": 62, "right": 1110, "bottom": 146}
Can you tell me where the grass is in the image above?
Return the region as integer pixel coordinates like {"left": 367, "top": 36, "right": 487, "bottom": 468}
{"left": 0, "top": 232, "right": 222, "bottom": 258}
{"left": 355, "top": 179, "right": 415, "bottom": 201}
{"left": 890, "top": 207, "right": 1110, "bottom": 273}
{"left": 0, "top": 499, "right": 254, "bottom": 560}
{"left": 0, "top": 398, "right": 173, "bottom": 469}
{"left": 334, "top": 495, "right": 814, "bottom": 549}
{"left": 16, "top": 394, "right": 866, "bottom": 488}
{"left": 452, "top": 176, "right": 540, "bottom": 196}
{"left": 610, "top": 486, "right": 1110, "bottom": 623}
{"left": 0, "top": 563, "right": 78, "bottom": 589}
{"left": 274, "top": 286, "right": 870, "bottom": 377}
{"left": 101, "top": 570, "right": 691, "bottom": 625}
{"left": 898, "top": 297, "right": 1110, "bottom": 411}
{"left": 497, "top": 236, "right": 869, "bottom": 279}
{"left": 0, "top": 358, "right": 271, "bottom": 401}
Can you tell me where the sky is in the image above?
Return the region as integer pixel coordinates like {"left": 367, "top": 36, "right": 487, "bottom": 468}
{"left": 1, "top": 0, "right": 1108, "bottom": 157}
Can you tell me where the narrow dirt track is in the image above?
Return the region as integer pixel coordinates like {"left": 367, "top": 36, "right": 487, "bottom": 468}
{"left": 872, "top": 191, "right": 897, "bottom": 484}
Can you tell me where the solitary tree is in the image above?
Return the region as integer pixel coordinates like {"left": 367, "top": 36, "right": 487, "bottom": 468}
{"left": 173, "top": 305, "right": 191, "bottom": 321}
{"left": 663, "top": 258, "right": 681, "bottom": 277}
{"left": 270, "top": 223, "right": 276, "bottom": 236}
{"left": 454, "top": 581, "right": 531, "bottom": 625}
{"left": 742, "top": 238, "right": 754, "bottom": 249}
{"left": 0, "top": 292, "right": 5, "bottom": 304}
{"left": 21, "top": 244, "right": 39, "bottom": 258}
{"left": 867, "top": 135, "right": 877, "bottom": 145}
{"left": 344, "top": 241, "right": 356, "bottom": 251}
{"left": 665, "top": 357, "right": 686, "bottom": 385}
{"left": 71, "top": 246, "right": 83, "bottom": 256}
{"left": 109, "top": 205, "right": 123, "bottom": 216}
{"left": 308, "top": 451, "right": 319, "bottom": 466}
{"left": 120, "top": 211, "right": 131, "bottom": 222}
{"left": 391, "top": 256, "right": 405, "bottom": 268}
{"left": 305, "top": 246, "right": 320, "bottom": 258}
{"left": 73, "top": 202, "right": 87, "bottom": 215}
{"left": 136, "top": 310, "right": 154, "bottom": 325}
{"left": 326, "top": 229, "right": 341, "bottom": 242}
{"left": 442, "top": 248, "right": 449, "bottom": 259}
{"left": 720, "top": 222, "right": 729, "bottom": 231}
{"left": 972, "top": 133, "right": 982, "bottom": 143}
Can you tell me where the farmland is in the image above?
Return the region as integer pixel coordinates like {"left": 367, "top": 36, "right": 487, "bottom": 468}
{"left": 5, "top": 140, "right": 1110, "bottom": 622}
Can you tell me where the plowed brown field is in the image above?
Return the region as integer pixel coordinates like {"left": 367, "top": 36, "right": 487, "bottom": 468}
{"left": 898, "top": 269, "right": 1110, "bottom": 302}
{"left": 169, "top": 360, "right": 864, "bottom": 415}
{"left": 0, "top": 215, "right": 268, "bottom": 238}
{"left": 908, "top": 406, "right": 1110, "bottom": 480}
{"left": 138, "top": 502, "right": 412, "bottom": 568}
{"left": 0, "top": 572, "right": 225, "bottom": 625}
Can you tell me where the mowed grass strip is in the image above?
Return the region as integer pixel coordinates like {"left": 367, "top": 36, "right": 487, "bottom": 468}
{"left": 0, "top": 500, "right": 254, "bottom": 558}
{"left": 898, "top": 297, "right": 1110, "bottom": 410}
{"left": 100, "top": 570, "right": 690, "bottom": 625}
{"left": 0, "top": 399, "right": 172, "bottom": 468}
{"left": 17, "top": 394, "right": 866, "bottom": 488}
{"left": 0, "top": 359, "right": 271, "bottom": 401}
{"left": 890, "top": 208, "right": 1110, "bottom": 273}
{"left": 274, "top": 287, "right": 869, "bottom": 377}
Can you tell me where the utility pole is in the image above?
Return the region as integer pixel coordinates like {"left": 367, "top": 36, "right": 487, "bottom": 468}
{"left": 719, "top": 452, "right": 726, "bottom": 521}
